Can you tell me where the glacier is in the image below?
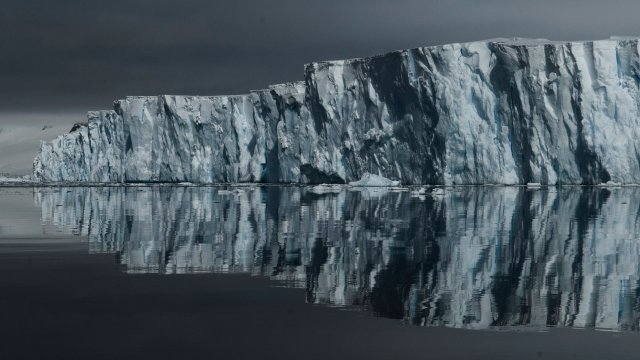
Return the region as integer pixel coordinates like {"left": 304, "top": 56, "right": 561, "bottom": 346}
{"left": 33, "top": 37, "right": 640, "bottom": 185}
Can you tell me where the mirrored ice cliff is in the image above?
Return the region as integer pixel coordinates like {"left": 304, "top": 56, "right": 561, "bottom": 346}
{"left": 34, "top": 185, "right": 640, "bottom": 331}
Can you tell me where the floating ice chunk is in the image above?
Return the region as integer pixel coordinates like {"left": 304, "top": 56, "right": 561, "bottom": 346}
{"left": 410, "top": 190, "right": 427, "bottom": 201}
{"left": 430, "top": 188, "right": 446, "bottom": 196}
{"left": 527, "top": 182, "right": 542, "bottom": 188}
{"left": 307, "top": 184, "right": 343, "bottom": 194}
{"left": 598, "top": 181, "right": 622, "bottom": 188}
{"left": 390, "top": 187, "right": 409, "bottom": 192}
{"left": 349, "top": 173, "right": 401, "bottom": 187}
{"left": 410, "top": 186, "right": 431, "bottom": 196}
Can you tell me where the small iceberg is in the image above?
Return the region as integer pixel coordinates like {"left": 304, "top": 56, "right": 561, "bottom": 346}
{"left": 410, "top": 186, "right": 431, "bottom": 200}
{"left": 410, "top": 186, "right": 430, "bottom": 195}
{"left": 307, "top": 184, "right": 343, "bottom": 194}
{"left": 598, "top": 181, "right": 622, "bottom": 188}
{"left": 349, "top": 173, "right": 401, "bottom": 187}
{"left": 217, "top": 188, "right": 245, "bottom": 195}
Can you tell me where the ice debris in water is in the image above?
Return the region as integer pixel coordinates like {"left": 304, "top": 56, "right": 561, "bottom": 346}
{"left": 348, "top": 173, "right": 401, "bottom": 187}
{"left": 430, "top": 188, "right": 446, "bottom": 196}
{"left": 598, "top": 181, "right": 623, "bottom": 187}
{"left": 308, "top": 184, "right": 344, "bottom": 194}
{"left": 217, "top": 189, "right": 245, "bottom": 195}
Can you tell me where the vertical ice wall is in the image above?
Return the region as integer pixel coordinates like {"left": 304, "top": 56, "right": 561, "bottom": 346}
{"left": 33, "top": 38, "right": 640, "bottom": 185}
{"left": 250, "top": 83, "right": 317, "bottom": 183}
{"left": 34, "top": 83, "right": 308, "bottom": 183}
{"left": 303, "top": 38, "right": 640, "bottom": 184}
{"left": 116, "top": 95, "right": 265, "bottom": 182}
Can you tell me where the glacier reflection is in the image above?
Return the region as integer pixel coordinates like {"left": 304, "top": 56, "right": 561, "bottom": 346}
{"left": 34, "top": 185, "right": 640, "bottom": 331}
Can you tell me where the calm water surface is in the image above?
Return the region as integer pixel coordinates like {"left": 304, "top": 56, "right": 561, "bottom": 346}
{"left": 3, "top": 185, "right": 640, "bottom": 333}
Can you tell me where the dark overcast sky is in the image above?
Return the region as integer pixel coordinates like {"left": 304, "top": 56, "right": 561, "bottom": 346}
{"left": 2, "top": 0, "right": 640, "bottom": 114}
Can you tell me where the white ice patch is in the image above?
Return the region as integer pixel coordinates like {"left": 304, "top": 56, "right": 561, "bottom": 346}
{"left": 0, "top": 174, "right": 33, "bottom": 183}
{"left": 348, "top": 173, "right": 401, "bottom": 187}
{"left": 307, "top": 184, "right": 344, "bottom": 194}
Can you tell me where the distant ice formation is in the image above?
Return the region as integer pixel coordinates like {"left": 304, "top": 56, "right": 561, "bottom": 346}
{"left": 0, "top": 175, "right": 31, "bottom": 183}
{"left": 33, "top": 37, "right": 640, "bottom": 185}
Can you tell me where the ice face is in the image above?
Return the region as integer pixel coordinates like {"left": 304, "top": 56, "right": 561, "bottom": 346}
{"left": 33, "top": 123, "right": 90, "bottom": 182}
{"left": 250, "top": 82, "right": 315, "bottom": 183}
{"left": 87, "top": 110, "right": 124, "bottom": 182}
{"left": 114, "top": 95, "right": 265, "bottom": 183}
{"left": 305, "top": 38, "right": 640, "bottom": 185}
{"left": 32, "top": 38, "right": 640, "bottom": 185}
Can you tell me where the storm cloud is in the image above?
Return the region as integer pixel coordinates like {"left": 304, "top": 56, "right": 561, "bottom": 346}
{"left": 1, "top": 0, "right": 639, "bottom": 113}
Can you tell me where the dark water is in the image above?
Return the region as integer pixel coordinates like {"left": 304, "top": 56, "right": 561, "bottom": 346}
{"left": 9, "top": 184, "right": 640, "bottom": 333}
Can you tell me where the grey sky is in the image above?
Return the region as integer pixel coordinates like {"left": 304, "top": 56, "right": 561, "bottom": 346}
{"left": 1, "top": 0, "right": 639, "bottom": 115}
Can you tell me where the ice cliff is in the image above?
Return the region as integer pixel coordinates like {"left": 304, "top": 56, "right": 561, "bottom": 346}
{"left": 33, "top": 37, "right": 640, "bottom": 185}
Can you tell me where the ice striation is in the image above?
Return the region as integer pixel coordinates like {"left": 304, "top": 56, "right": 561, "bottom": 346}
{"left": 33, "top": 37, "right": 640, "bottom": 184}
{"left": 35, "top": 185, "right": 640, "bottom": 331}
